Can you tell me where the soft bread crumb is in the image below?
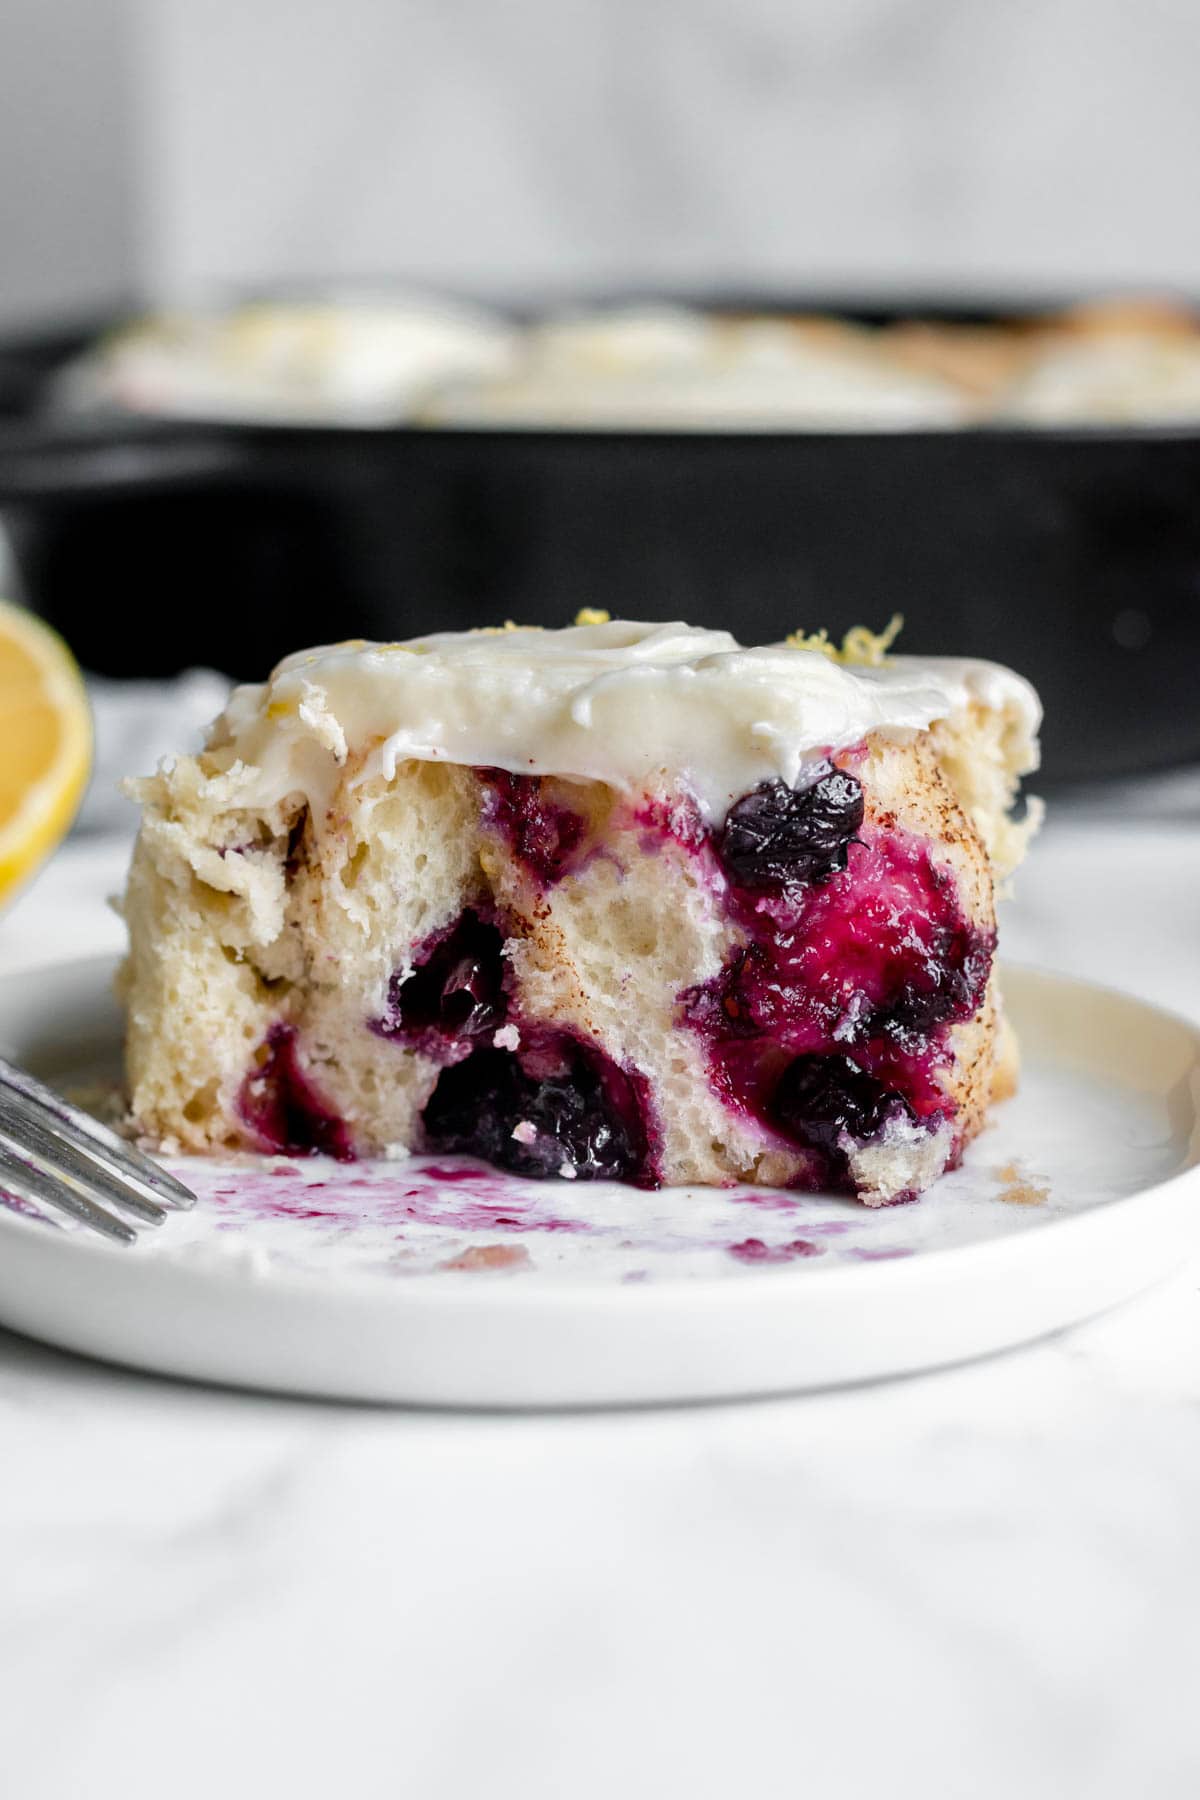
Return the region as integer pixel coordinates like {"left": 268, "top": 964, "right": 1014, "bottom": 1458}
{"left": 122, "top": 693, "right": 1034, "bottom": 1201}
{"left": 929, "top": 702, "right": 1042, "bottom": 886}
{"left": 994, "top": 1160, "right": 1049, "bottom": 1205}
{"left": 439, "top": 1244, "right": 531, "bottom": 1271}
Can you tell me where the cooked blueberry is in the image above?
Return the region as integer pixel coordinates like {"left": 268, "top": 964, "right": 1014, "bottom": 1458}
{"left": 718, "top": 765, "right": 864, "bottom": 890}
{"left": 685, "top": 827, "right": 990, "bottom": 1168}
{"left": 770, "top": 1053, "right": 908, "bottom": 1152}
{"left": 422, "top": 1034, "right": 651, "bottom": 1183}
{"left": 239, "top": 1025, "right": 355, "bottom": 1160}
{"left": 682, "top": 945, "right": 773, "bottom": 1041}
{"left": 872, "top": 929, "right": 994, "bottom": 1045}
{"left": 480, "top": 769, "right": 586, "bottom": 886}
{"left": 383, "top": 910, "right": 507, "bottom": 1041}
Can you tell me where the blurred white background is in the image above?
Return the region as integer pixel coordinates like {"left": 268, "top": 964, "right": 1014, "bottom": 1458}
{"left": 4, "top": 0, "right": 1200, "bottom": 326}
{"left": 0, "top": 0, "right": 134, "bottom": 324}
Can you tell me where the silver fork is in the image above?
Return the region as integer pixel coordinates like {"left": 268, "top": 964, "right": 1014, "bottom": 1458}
{"left": 0, "top": 1054, "right": 196, "bottom": 1245}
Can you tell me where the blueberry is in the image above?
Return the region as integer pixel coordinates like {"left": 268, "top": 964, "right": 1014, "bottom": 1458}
{"left": 770, "top": 1053, "right": 907, "bottom": 1153}
{"left": 681, "top": 945, "right": 774, "bottom": 1042}
{"left": 383, "top": 911, "right": 507, "bottom": 1042}
{"left": 873, "top": 929, "right": 994, "bottom": 1046}
{"left": 422, "top": 1035, "right": 650, "bottom": 1182}
{"left": 239, "top": 1025, "right": 355, "bottom": 1160}
{"left": 480, "top": 769, "right": 585, "bottom": 886}
{"left": 718, "top": 765, "right": 864, "bottom": 890}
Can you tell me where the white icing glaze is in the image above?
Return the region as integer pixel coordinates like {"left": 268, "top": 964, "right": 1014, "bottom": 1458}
{"left": 212, "top": 619, "right": 1041, "bottom": 823}
{"left": 58, "top": 298, "right": 519, "bottom": 426}
{"left": 426, "top": 306, "right": 970, "bottom": 431}
{"left": 994, "top": 331, "right": 1200, "bottom": 424}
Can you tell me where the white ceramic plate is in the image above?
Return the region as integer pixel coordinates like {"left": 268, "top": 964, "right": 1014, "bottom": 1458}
{"left": 0, "top": 957, "right": 1197, "bottom": 1407}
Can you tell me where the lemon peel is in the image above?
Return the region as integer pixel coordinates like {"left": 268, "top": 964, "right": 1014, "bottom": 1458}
{"left": 0, "top": 598, "right": 92, "bottom": 905}
{"left": 787, "top": 613, "right": 904, "bottom": 667}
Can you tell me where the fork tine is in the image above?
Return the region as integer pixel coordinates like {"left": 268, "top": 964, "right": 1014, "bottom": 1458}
{"left": 0, "top": 1093, "right": 173, "bottom": 1222}
{"left": 0, "top": 1109, "right": 168, "bottom": 1225}
{"left": 0, "top": 1147, "right": 137, "bottom": 1245}
{"left": 0, "top": 1054, "right": 196, "bottom": 1209}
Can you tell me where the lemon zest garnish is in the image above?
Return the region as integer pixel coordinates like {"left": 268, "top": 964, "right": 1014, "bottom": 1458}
{"left": 469, "top": 620, "right": 545, "bottom": 637}
{"left": 841, "top": 613, "right": 904, "bottom": 665}
{"left": 787, "top": 613, "right": 904, "bottom": 667}
{"left": 574, "top": 607, "right": 611, "bottom": 626}
{"left": 786, "top": 626, "right": 836, "bottom": 659}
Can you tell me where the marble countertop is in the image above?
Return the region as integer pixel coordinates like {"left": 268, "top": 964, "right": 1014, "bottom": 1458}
{"left": 3, "top": 802, "right": 1200, "bottom": 1800}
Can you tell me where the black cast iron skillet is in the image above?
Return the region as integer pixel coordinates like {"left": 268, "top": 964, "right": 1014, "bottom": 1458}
{"left": 0, "top": 304, "right": 1197, "bottom": 785}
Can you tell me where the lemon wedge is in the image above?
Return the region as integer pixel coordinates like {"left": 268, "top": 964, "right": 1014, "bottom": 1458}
{"left": 0, "top": 599, "right": 92, "bottom": 905}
